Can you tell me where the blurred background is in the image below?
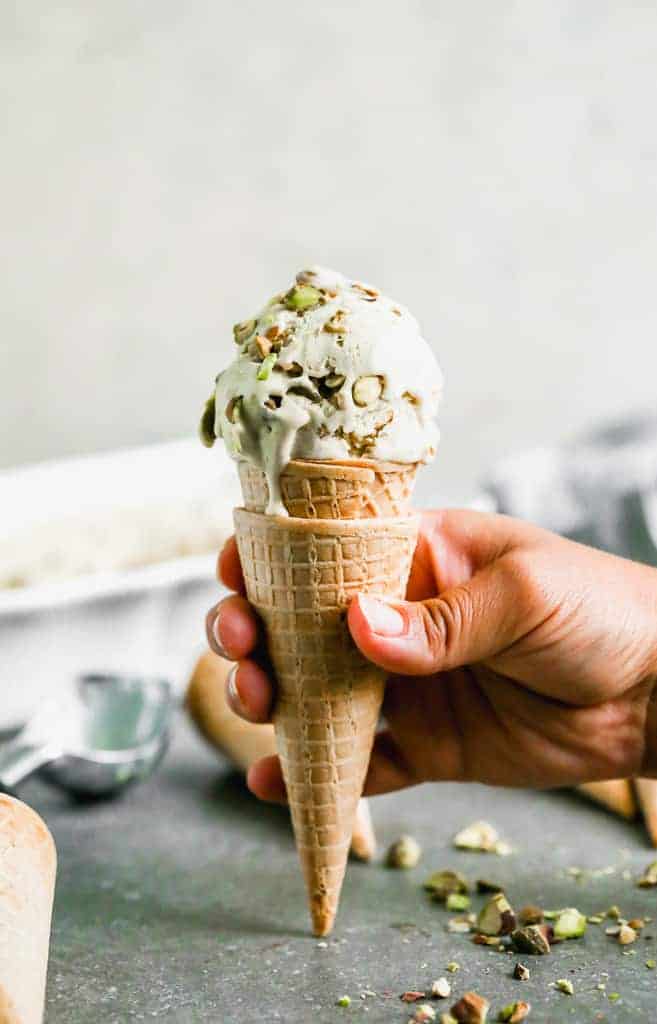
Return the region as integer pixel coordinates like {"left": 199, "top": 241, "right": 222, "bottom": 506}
{"left": 3, "top": 1, "right": 657, "bottom": 501}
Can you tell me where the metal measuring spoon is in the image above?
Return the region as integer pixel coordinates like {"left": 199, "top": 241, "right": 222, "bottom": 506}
{"left": 0, "top": 673, "right": 174, "bottom": 797}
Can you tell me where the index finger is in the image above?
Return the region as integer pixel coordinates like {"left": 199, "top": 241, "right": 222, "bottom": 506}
{"left": 218, "top": 535, "right": 245, "bottom": 594}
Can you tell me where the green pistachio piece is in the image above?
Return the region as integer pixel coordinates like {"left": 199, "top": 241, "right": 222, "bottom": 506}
{"left": 198, "top": 393, "right": 217, "bottom": 448}
{"left": 284, "top": 284, "right": 322, "bottom": 312}
{"left": 256, "top": 353, "right": 278, "bottom": 381}
{"left": 232, "top": 318, "right": 256, "bottom": 344}
{"left": 446, "top": 893, "right": 471, "bottom": 912}
{"left": 498, "top": 1003, "right": 530, "bottom": 1023}
{"left": 476, "top": 893, "right": 517, "bottom": 936}
{"left": 553, "top": 908, "right": 587, "bottom": 940}
{"left": 555, "top": 979, "right": 573, "bottom": 996}
{"left": 424, "top": 870, "right": 470, "bottom": 901}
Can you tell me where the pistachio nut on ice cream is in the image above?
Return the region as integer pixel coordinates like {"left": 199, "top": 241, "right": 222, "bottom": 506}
{"left": 200, "top": 266, "right": 443, "bottom": 514}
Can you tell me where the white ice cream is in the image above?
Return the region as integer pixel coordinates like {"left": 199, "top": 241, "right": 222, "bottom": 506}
{"left": 201, "top": 266, "right": 443, "bottom": 514}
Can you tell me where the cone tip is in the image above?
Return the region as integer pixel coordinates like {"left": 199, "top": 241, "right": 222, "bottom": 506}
{"left": 311, "top": 903, "right": 336, "bottom": 937}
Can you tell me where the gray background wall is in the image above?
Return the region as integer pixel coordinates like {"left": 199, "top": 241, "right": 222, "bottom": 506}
{"left": 3, "top": 1, "right": 656, "bottom": 500}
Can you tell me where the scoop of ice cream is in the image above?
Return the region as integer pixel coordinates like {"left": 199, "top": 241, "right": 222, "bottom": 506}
{"left": 201, "top": 266, "right": 443, "bottom": 514}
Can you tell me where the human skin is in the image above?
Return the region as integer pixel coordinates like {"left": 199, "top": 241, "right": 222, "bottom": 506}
{"left": 206, "top": 509, "right": 657, "bottom": 803}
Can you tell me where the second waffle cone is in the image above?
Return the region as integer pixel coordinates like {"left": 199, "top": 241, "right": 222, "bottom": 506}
{"left": 238, "top": 458, "right": 418, "bottom": 519}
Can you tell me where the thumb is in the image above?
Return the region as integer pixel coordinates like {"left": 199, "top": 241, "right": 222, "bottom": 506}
{"left": 347, "top": 555, "right": 534, "bottom": 676}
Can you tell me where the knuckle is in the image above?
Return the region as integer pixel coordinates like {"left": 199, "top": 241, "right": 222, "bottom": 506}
{"left": 421, "top": 585, "right": 475, "bottom": 669}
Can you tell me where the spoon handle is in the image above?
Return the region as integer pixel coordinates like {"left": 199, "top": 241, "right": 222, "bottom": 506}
{"left": 0, "top": 741, "right": 58, "bottom": 793}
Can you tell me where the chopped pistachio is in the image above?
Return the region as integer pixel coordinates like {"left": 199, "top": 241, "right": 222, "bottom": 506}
{"left": 513, "top": 963, "right": 530, "bottom": 981}
{"left": 323, "top": 310, "right": 348, "bottom": 334}
{"left": 473, "top": 934, "right": 504, "bottom": 947}
{"left": 254, "top": 334, "right": 272, "bottom": 359}
{"left": 608, "top": 993, "right": 620, "bottom": 1003}
{"left": 606, "top": 905, "right": 621, "bottom": 919}
{"left": 554, "top": 979, "right": 574, "bottom": 996}
{"left": 199, "top": 393, "right": 217, "bottom": 447}
{"left": 510, "top": 926, "right": 550, "bottom": 956}
{"left": 387, "top": 835, "right": 422, "bottom": 869}
{"left": 337, "top": 995, "right": 351, "bottom": 1007}
{"left": 477, "top": 894, "right": 517, "bottom": 937}
{"left": 553, "top": 908, "right": 587, "bottom": 940}
{"left": 284, "top": 284, "right": 322, "bottom": 312}
{"left": 498, "top": 1002, "right": 530, "bottom": 1023}
{"left": 450, "top": 991, "right": 490, "bottom": 1023}
{"left": 518, "top": 906, "right": 543, "bottom": 926}
{"left": 279, "top": 360, "right": 303, "bottom": 377}
{"left": 352, "top": 375, "right": 383, "bottom": 407}
{"left": 424, "top": 871, "right": 470, "bottom": 901}
{"left": 587, "top": 915, "right": 604, "bottom": 924}
{"left": 225, "top": 395, "right": 242, "bottom": 424}
{"left": 448, "top": 916, "right": 474, "bottom": 934}
{"left": 646, "top": 960, "right": 656, "bottom": 969}
{"left": 638, "top": 860, "right": 657, "bottom": 888}
{"left": 431, "top": 978, "right": 451, "bottom": 999}
{"left": 413, "top": 1004, "right": 437, "bottom": 1022}
{"left": 446, "top": 962, "right": 460, "bottom": 974}
{"left": 453, "top": 822, "right": 499, "bottom": 853}
{"left": 447, "top": 893, "right": 471, "bottom": 912}
{"left": 256, "top": 353, "right": 278, "bottom": 380}
{"left": 618, "top": 924, "right": 637, "bottom": 945}
{"left": 232, "top": 318, "right": 257, "bottom": 344}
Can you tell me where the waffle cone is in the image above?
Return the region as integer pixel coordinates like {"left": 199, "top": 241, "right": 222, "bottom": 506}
{"left": 234, "top": 508, "right": 418, "bottom": 935}
{"left": 578, "top": 780, "right": 637, "bottom": 820}
{"left": 238, "top": 458, "right": 418, "bottom": 519}
{"left": 636, "top": 779, "right": 657, "bottom": 847}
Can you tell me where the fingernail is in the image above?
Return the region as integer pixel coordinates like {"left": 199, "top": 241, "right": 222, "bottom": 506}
{"left": 357, "top": 595, "right": 406, "bottom": 637}
{"left": 226, "top": 664, "right": 246, "bottom": 716}
{"left": 211, "top": 608, "right": 228, "bottom": 658}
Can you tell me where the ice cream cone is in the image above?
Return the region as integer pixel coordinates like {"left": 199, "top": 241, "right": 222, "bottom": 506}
{"left": 233, "top": 507, "right": 418, "bottom": 935}
{"left": 578, "top": 780, "right": 637, "bottom": 820}
{"left": 635, "top": 779, "right": 657, "bottom": 846}
{"left": 0, "top": 796, "right": 56, "bottom": 1024}
{"left": 186, "top": 650, "right": 378, "bottom": 860}
{"left": 238, "top": 459, "right": 418, "bottom": 519}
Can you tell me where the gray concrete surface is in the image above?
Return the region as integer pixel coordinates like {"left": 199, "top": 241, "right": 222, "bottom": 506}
{"left": 3, "top": 2, "right": 657, "bottom": 503}
{"left": 27, "top": 714, "right": 657, "bottom": 1022}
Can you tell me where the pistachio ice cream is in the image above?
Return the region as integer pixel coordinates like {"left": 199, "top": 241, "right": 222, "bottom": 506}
{"left": 201, "top": 266, "right": 443, "bottom": 514}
